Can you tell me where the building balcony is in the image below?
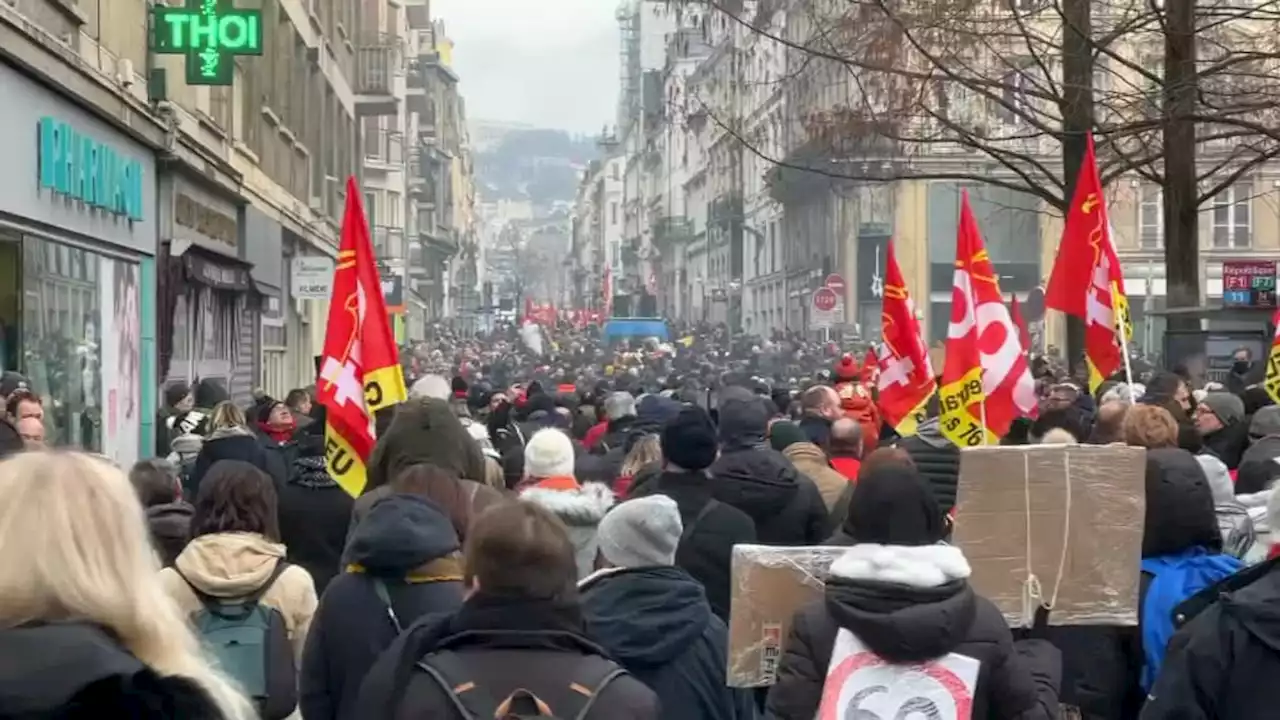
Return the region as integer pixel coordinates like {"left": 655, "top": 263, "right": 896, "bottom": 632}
{"left": 417, "top": 109, "right": 438, "bottom": 144}
{"left": 405, "top": 62, "right": 429, "bottom": 116}
{"left": 405, "top": 0, "right": 429, "bottom": 29}
{"left": 353, "top": 35, "right": 402, "bottom": 117}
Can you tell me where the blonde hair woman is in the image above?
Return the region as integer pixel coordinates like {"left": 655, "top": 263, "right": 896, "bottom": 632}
{"left": 207, "top": 401, "right": 247, "bottom": 433}
{"left": 615, "top": 433, "right": 662, "bottom": 498}
{"left": 0, "top": 451, "right": 253, "bottom": 719}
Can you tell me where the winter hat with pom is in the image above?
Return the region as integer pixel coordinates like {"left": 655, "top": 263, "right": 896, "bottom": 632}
{"left": 834, "top": 353, "right": 859, "bottom": 382}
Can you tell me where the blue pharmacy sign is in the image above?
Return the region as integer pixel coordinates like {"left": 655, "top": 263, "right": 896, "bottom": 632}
{"left": 37, "top": 116, "right": 145, "bottom": 222}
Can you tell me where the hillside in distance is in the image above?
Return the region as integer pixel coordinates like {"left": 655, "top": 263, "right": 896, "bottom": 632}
{"left": 472, "top": 123, "right": 600, "bottom": 205}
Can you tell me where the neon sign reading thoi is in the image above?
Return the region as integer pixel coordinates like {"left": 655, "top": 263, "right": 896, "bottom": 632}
{"left": 150, "top": 0, "right": 263, "bottom": 86}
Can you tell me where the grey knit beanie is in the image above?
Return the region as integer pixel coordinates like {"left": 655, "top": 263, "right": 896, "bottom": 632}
{"left": 596, "top": 495, "right": 683, "bottom": 568}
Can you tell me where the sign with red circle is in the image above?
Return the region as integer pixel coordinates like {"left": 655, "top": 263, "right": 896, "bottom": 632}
{"left": 817, "top": 631, "right": 979, "bottom": 720}
{"left": 825, "top": 273, "right": 847, "bottom": 294}
{"left": 813, "top": 287, "right": 839, "bottom": 312}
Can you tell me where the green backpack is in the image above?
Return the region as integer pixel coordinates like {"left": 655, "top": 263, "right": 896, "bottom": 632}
{"left": 178, "top": 560, "right": 298, "bottom": 720}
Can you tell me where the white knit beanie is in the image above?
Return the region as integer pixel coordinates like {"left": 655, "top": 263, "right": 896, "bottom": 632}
{"left": 524, "top": 428, "right": 575, "bottom": 478}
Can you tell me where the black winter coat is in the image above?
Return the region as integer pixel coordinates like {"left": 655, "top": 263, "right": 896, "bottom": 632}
{"left": 629, "top": 470, "right": 757, "bottom": 621}
{"left": 766, "top": 544, "right": 1061, "bottom": 720}
{"left": 1141, "top": 557, "right": 1280, "bottom": 720}
{"left": 301, "top": 493, "right": 464, "bottom": 720}
{"left": 709, "top": 394, "right": 827, "bottom": 546}
{"left": 144, "top": 501, "right": 193, "bottom": 567}
{"left": 191, "top": 426, "right": 288, "bottom": 491}
{"left": 580, "top": 566, "right": 756, "bottom": 720}
{"left": 0, "top": 622, "right": 227, "bottom": 719}
{"left": 354, "top": 594, "right": 658, "bottom": 720}
{"left": 278, "top": 435, "right": 355, "bottom": 595}
{"left": 894, "top": 419, "right": 961, "bottom": 514}
{"left": 1236, "top": 435, "right": 1280, "bottom": 495}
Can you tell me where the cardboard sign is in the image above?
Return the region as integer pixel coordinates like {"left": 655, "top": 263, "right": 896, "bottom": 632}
{"left": 952, "top": 444, "right": 1147, "bottom": 627}
{"left": 818, "top": 630, "right": 980, "bottom": 720}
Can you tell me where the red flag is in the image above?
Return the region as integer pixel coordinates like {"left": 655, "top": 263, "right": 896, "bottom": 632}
{"left": 858, "top": 349, "right": 879, "bottom": 386}
{"left": 1009, "top": 294, "right": 1031, "bottom": 352}
{"left": 939, "top": 192, "right": 1037, "bottom": 446}
{"left": 1045, "top": 133, "right": 1131, "bottom": 390}
{"left": 316, "top": 177, "right": 407, "bottom": 497}
{"left": 876, "top": 239, "right": 935, "bottom": 435}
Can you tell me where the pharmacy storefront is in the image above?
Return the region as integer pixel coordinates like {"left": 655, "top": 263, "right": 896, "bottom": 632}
{"left": 0, "top": 60, "right": 157, "bottom": 466}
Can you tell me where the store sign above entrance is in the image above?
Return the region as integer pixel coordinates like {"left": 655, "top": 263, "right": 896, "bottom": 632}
{"left": 150, "top": 0, "right": 263, "bottom": 86}
{"left": 37, "top": 117, "right": 145, "bottom": 222}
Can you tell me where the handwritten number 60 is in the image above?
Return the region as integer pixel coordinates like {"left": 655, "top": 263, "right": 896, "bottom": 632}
{"left": 845, "top": 685, "right": 946, "bottom": 720}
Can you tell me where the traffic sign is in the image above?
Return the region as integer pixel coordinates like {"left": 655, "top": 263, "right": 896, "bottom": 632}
{"left": 813, "top": 287, "right": 839, "bottom": 312}
{"left": 825, "top": 273, "right": 847, "bottom": 295}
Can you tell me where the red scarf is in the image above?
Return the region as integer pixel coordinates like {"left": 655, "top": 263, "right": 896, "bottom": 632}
{"left": 259, "top": 419, "right": 295, "bottom": 445}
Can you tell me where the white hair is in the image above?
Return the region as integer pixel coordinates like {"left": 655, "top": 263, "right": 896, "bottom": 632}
{"left": 604, "top": 391, "right": 637, "bottom": 421}
{"left": 1037, "top": 427, "right": 1079, "bottom": 445}
{"left": 1101, "top": 382, "right": 1146, "bottom": 406}
{"left": 409, "top": 373, "right": 452, "bottom": 401}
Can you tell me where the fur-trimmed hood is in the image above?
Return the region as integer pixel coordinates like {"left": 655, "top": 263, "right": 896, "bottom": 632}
{"left": 823, "top": 543, "right": 979, "bottom": 663}
{"left": 0, "top": 622, "right": 226, "bottom": 719}
{"left": 519, "top": 482, "right": 616, "bottom": 579}
{"left": 519, "top": 482, "right": 616, "bottom": 527}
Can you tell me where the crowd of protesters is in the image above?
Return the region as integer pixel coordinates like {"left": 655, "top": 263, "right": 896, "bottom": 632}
{"left": 0, "top": 320, "right": 1276, "bottom": 719}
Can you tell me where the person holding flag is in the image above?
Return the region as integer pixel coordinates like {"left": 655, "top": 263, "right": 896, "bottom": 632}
{"left": 1045, "top": 132, "right": 1133, "bottom": 393}
{"left": 315, "top": 178, "right": 408, "bottom": 498}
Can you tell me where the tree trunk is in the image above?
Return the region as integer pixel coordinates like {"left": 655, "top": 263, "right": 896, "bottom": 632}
{"left": 1060, "top": 0, "right": 1093, "bottom": 365}
{"left": 1163, "top": 0, "right": 1199, "bottom": 333}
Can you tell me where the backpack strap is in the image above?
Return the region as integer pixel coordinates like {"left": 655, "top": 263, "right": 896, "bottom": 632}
{"left": 680, "top": 499, "right": 719, "bottom": 544}
{"left": 416, "top": 651, "right": 487, "bottom": 719}
{"left": 175, "top": 559, "right": 289, "bottom": 612}
{"left": 372, "top": 578, "right": 403, "bottom": 634}
{"left": 416, "top": 651, "right": 627, "bottom": 720}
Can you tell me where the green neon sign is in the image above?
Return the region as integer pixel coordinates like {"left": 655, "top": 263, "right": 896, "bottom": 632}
{"left": 150, "top": 0, "right": 263, "bottom": 86}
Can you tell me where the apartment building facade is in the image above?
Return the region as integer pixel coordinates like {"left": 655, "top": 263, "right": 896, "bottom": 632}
{"left": 0, "top": 0, "right": 472, "bottom": 461}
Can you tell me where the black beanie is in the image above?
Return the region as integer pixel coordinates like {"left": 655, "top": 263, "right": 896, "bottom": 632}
{"left": 844, "top": 463, "right": 945, "bottom": 546}
{"left": 661, "top": 406, "right": 718, "bottom": 472}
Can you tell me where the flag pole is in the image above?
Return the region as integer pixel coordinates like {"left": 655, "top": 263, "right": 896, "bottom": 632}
{"left": 1113, "top": 281, "right": 1136, "bottom": 388}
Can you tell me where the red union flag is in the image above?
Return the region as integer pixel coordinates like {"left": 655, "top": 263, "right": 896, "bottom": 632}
{"left": 316, "top": 177, "right": 407, "bottom": 497}
{"left": 876, "top": 239, "right": 935, "bottom": 435}
{"left": 939, "top": 192, "right": 1037, "bottom": 447}
{"left": 1045, "top": 133, "right": 1132, "bottom": 391}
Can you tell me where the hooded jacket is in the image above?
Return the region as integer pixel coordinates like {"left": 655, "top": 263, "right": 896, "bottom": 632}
{"left": 579, "top": 566, "right": 756, "bottom": 720}
{"left": 301, "top": 494, "right": 464, "bottom": 720}
{"left": 708, "top": 394, "right": 827, "bottom": 545}
{"left": 0, "top": 622, "right": 227, "bottom": 719}
{"left": 894, "top": 417, "right": 961, "bottom": 514}
{"left": 279, "top": 433, "right": 355, "bottom": 596}
{"left": 519, "top": 482, "right": 615, "bottom": 578}
{"left": 365, "top": 398, "right": 489, "bottom": 493}
{"left": 766, "top": 544, "right": 1062, "bottom": 720}
{"left": 1142, "top": 556, "right": 1280, "bottom": 719}
{"left": 159, "top": 531, "right": 318, "bottom": 660}
{"left": 145, "top": 501, "right": 193, "bottom": 567}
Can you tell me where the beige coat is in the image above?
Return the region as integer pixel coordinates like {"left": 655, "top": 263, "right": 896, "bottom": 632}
{"left": 784, "top": 442, "right": 853, "bottom": 512}
{"left": 159, "top": 531, "right": 318, "bottom": 660}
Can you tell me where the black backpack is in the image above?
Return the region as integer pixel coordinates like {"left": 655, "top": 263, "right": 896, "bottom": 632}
{"left": 178, "top": 560, "right": 297, "bottom": 720}
{"left": 416, "top": 650, "right": 625, "bottom": 719}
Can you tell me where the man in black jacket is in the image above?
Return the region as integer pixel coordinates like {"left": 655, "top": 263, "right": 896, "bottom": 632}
{"left": 630, "top": 405, "right": 756, "bottom": 620}
{"left": 707, "top": 388, "right": 828, "bottom": 546}
{"left": 894, "top": 416, "right": 961, "bottom": 515}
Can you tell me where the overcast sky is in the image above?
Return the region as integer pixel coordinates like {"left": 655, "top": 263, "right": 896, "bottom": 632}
{"left": 431, "top": 0, "right": 619, "bottom": 135}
